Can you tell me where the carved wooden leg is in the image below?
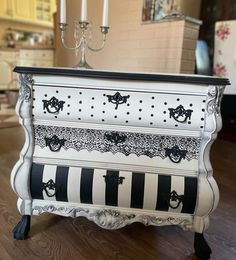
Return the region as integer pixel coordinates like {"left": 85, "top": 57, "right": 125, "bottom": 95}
{"left": 194, "top": 232, "right": 212, "bottom": 260}
{"left": 13, "top": 215, "right": 31, "bottom": 240}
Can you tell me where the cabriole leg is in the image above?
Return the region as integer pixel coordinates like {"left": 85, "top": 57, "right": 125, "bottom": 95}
{"left": 13, "top": 215, "right": 31, "bottom": 240}
{"left": 194, "top": 232, "right": 212, "bottom": 260}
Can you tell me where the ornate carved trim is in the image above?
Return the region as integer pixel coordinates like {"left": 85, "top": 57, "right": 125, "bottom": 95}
{"left": 92, "top": 209, "right": 136, "bottom": 229}
{"left": 34, "top": 125, "right": 201, "bottom": 161}
{"left": 19, "top": 74, "right": 34, "bottom": 102}
{"left": 32, "top": 205, "right": 193, "bottom": 230}
{"left": 207, "top": 86, "right": 225, "bottom": 115}
{"left": 33, "top": 205, "right": 89, "bottom": 218}
{"left": 215, "top": 86, "right": 225, "bottom": 115}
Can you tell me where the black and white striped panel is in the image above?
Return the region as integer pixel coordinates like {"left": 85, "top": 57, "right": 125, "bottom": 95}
{"left": 30, "top": 163, "right": 198, "bottom": 214}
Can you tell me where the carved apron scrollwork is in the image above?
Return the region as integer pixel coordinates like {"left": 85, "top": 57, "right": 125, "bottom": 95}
{"left": 19, "top": 74, "right": 34, "bottom": 102}
{"left": 207, "top": 86, "right": 225, "bottom": 115}
{"left": 32, "top": 205, "right": 193, "bottom": 230}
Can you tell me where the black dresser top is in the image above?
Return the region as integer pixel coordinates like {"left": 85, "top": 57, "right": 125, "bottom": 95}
{"left": 14, "top": 66, "right": 230, "bottom": 86}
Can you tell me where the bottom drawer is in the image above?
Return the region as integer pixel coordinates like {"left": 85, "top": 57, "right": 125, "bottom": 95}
{"left": 30, "top": 163, "right": 198, "bottom": 214}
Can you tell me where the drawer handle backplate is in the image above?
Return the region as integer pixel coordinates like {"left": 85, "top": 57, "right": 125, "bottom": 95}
{"left": 106, "top": 92, "right": 130, "bottom": 109}
{"left": 103, "top": 174, "right": 125, "bottom": 185}
{"left": 42, "top": 179, "right": 56, "bottom": 197}
{"left": 45, "top": 135, "right": 66, "bottom": 152}
{"left": 42, "top": 96, "right": 65, "bottom": 114}
{"left": 168, "top": 190, "right": 184, "bottom": 209}
{"left": 168, "top": 105, "right": 193, "bottom": 123}
{"left": 165, "top": 145, "right": 187, "bottom": 163}
{"left": 104, "top": 131, "right": 127, "bottom": 145}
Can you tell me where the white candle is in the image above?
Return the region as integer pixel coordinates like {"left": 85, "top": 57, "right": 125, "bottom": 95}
{"left": 102, "top": 0, "right": 109, "bottom": 27}
{"left": 81, "top": 0, "right": 87, "bottom": 22}
{"left": 60, "top": 0, "right": 66, "bottom": 24}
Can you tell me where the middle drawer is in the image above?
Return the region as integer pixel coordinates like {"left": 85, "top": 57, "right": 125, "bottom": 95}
{"left": 33, "top": 125, "right": 201, "bottom": 172}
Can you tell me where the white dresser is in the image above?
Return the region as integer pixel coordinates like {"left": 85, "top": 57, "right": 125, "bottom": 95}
{"left": 11, "top": 67, "right": 230, "bottom": 259}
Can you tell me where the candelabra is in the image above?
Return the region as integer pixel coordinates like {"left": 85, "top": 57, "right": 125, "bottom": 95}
{"left": 59, "top": 21, "right": 109, "bottom": 69}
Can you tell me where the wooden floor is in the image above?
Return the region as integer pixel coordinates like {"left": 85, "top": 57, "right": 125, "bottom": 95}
{"left": 0, "top": 127, "right": 235, "bottom": 260}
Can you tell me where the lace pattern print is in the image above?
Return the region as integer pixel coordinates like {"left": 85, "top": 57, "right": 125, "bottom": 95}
{"left": 34, "top": 125, "right": 201, "bottom": 161}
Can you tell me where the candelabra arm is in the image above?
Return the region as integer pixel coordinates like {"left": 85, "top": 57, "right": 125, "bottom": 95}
{"left": 59, "top": 22, "right": 109, "bottom": 69}
{"left": 87, "top": 34, "right": 107, "bottom": 52}
{"left": 87, "top": 26, "right": 109, "bottom": 52}
{"left": 60, "top": 30, "right": 83, "bottom": 50}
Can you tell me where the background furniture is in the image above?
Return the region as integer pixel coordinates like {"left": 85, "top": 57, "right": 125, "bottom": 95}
{"left": 0, "top": 50, "right": 18, "bottom": 90}
{"left": 199, "top": 0, "right": 236, "bottom": 70}
{"left": 11, "top": 67, "right": 229, "bottom": 259}
{"left": 214, "top": 20, "right": 236, "bottom": 95}
{"left": 0, "top": 48, "right": 54, "bottom": 91}
{"left": 0, "top": 48, "right": 54, "bottom": 110}
{"left": 213, "top": 20, "right": 236, "bottom": 142}
{"left": 0, "top": 0, "right": 56, "bottom": 27}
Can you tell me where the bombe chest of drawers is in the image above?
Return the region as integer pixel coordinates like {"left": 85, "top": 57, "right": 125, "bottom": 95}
{"left": 11, "top": 67, "right": 230, "bottom": 259}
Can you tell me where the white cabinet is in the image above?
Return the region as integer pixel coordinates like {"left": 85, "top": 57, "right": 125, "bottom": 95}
{"left": 0, "top": 0, "right": 56, "bottom": 27}
{"left": 0, "top": 49, "right": 54, "bottom": 90}
{"left": 0, "top": 51, "right": 18, "bottom": 90}
{"left": 18, "top": 49, "right": 54, "bottom": 67}
{"left": 34, "top": 0, "right": 56, "bottom": 27}
{"left": 12, "top": 0, "right": 34, "bottom": 22}
{"left": 0, "top": 0, "right": 12, "bottom": 18}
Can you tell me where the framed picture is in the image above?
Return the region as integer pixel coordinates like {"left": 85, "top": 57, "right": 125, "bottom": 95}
{"left": 142, "top": 0, "right": 180, "bottom": 22}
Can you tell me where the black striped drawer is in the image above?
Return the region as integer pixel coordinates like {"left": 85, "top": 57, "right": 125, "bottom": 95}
{"left": 30, "top": 163, "right": 198, "bottom": 214}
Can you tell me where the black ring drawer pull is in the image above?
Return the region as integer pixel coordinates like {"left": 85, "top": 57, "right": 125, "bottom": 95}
{"left": 164, "top": 145, "right": 187, "bottom": 163}
{"left": 104, "top": 131, "right": 127, "bottom": 145}
{"left": 106, "top": 92, "right": 130, "bottom": 109}
{"left": 42, "top": 179, "right": 56, "bottom": 197}
{"left": 42, "top": 96, "right": 65, "bottom": 114}
{"left": 168, "top": 190, "right": 184, "bottom": 209}
{"left": 45, "top": 135, "right": 66, "bottom": 152}
{"left": 168, "top": 105, "right": 193, "bottom": 123}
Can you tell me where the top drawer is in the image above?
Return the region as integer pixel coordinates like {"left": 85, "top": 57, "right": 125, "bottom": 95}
{"left": 32, "top": 85, "right": 207, "bottom": 131}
